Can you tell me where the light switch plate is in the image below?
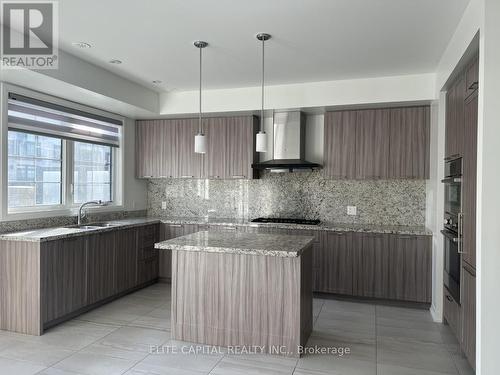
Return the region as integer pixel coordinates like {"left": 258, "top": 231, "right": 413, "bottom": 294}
{"left": 347, "top": 206, "right": 357, "bottom": 216}
{"left": 161, "top": 201, "right": 167, "bottom": 210}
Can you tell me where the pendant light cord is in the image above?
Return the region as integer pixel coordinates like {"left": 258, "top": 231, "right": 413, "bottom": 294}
{"left": 261, "top": 38, "right": 265, "bottom": 133}
{"left": 199, "top": 45, "right": 202, "bottom": 135}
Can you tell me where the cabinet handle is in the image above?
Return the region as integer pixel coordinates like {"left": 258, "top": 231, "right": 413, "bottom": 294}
{"left": 457, "top": 213, "right": 465, "bottom": 254}
{"left": 168, "top": 224, "right": 183, "bottom": 228}
{"left": 446, "top": 295, "right": 453, "bottom": 302}
{"left": 468, "top": 82, "right": 478, "bottom": 90}
{"left": 209, "top": 176, "right": 220, "bottom": 179}
{"left": 331, "top": 232, "right": 345, "bottom": 236}
{"left": 181, "top": 175, "right": 194, "bottom": 178}
{"left": 231, "top": 175, "right": 246, "bottom": 179}
{"left": 142, "top": 175, "right": 153, "bottom": 178}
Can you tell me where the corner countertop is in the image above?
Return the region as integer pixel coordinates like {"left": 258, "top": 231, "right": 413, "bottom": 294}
{"left": 0, "top": 217, "right": 161, "bottom": 242}
{"left": 155, "top": 230, "right": 315, "bottom": 257}
{"left": 0, "top": 216, "right": 432, "bottom": 243}
{"left": 156, "top": 217, "right": 433, "bottom": 236}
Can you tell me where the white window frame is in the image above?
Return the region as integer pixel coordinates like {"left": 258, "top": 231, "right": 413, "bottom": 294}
{"left": 0, "top": 83, "right": 125, "bottom": 221}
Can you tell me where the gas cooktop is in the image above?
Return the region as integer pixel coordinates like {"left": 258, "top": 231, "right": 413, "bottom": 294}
{"left": 251, "top": 218, "right": 321, "bottom": 225}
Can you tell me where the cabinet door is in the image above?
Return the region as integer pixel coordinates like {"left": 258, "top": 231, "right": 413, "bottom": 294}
{"left": 159, "top": 224, "right": 183, "bottom": 279}
{"left": 41, "top": 237, "right": 87, "bottom": 323}
{"left": 389, "top": 235, "right": 431, "bottom": 303}
{"left": 203, "top": 118, "right": 227, "bottom": 179}
{"left": 315, "top": 231, "right": 353, "bottom": 294}
{"left": 115, "top": 228, "right": 138, "bottom": 293}
{"left": 353, "top": 233, "right": 390, "bottom": 298}
{"left": 176, "top": 119, "right": 203, "bottom": 178}
{"left": 355, "top": 109, "right": 390, "bottom": 179}
{"left": 445, "top": 76, "right": 466, "bottom": 159}
{"left": 87, "top": 232, "right": 116, "bottom": 304}
{"left": 461, "top": 266, "right": 476, "bottom": 370}
{"left": 323, "top": 111, "right": 356, "bottom": 179}
{"left": 389, "top": 107, "right": 430, "bottom": 179}
{"left": 136, "top": 120, "right": 162, "bottom": 178}
{"left": 226, "top": 116, "right": 257, "bottom": 179}
{"left": 465, "top": 57, "right": 479, "bottom": 98}
{"left": 462, "top": 92, "right": 478, "bottom": 269}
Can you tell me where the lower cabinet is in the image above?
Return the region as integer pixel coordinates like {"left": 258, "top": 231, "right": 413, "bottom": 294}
{"left": 115, "top": 228, "right": 139, "bottom": 293}
{"left": 353, "top": 233, "right": 390, "bottom": 298}
{"left": 315, "top": 232, "right": 353, "bottom": 294}
{"left": 461, "top": 265, "right": 476, "bottom": 370}
{"left": 315, "top": 231, "right": 431, "bottom": 303}
{"left": 138, "top": 224, "right": 160, "bottom": 284}
{"left": 41, "top": 237, "right": 87, "bottom": 323}
{"left": 87, "top": 231, "right": 117, "bottom": 305}
{"left": 159, "top": 223, "right": 203, "bottom": 279}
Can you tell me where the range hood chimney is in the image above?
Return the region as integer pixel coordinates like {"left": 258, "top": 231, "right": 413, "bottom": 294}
{"left": 252, "top": 111, "right": 322, "bottom": 172}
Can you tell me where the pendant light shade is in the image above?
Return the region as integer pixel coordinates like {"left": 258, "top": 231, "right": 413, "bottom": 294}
{"left": 194, "top": 133, "right": 206, "bottom": 154}
{"left": 194, "top": 40, "right": 208, "bottom": 154}
{"left": 256, "top": 33, "right": 271, "bottom": 153}
{"left": 256, "top": 131, "right": 267, "bottom": 153}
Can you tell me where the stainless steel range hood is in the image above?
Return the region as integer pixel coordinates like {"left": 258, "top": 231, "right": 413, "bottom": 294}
{"left": 252, "top": 111, "right": 322, "bottom": 172}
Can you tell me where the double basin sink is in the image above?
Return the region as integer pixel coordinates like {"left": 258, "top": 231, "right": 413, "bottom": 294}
{"left": 64, "top": 222, "right": 120, "bottom": 231}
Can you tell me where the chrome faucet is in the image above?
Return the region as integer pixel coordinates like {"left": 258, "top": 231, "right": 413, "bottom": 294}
{"left": 78, "top": 200, "right": 107, "bottom": 225}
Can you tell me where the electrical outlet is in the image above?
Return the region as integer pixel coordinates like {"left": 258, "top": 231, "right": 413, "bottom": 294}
{"left": 161, "top": 201, "right": 167, "bottom": 210}
{"left": 347, "top": 206, "right": 357, "bottom": 216}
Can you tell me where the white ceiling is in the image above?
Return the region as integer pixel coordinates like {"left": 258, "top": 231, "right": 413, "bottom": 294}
{"left": 59, "top": 0, "right": 470, "bottom": 92}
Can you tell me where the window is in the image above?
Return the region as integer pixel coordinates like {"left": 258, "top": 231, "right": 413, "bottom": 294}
{"left": 74, "top": 142, "right": 112, "bottom": 203}
{"left": 8, "top": 131, "right": 62, "bottom": 208}
{"left": 5, "top": 92, "right": 122, "bottom": 214}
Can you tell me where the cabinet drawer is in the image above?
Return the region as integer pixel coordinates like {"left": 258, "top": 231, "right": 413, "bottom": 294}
{"left": 443, "top": 286, "right": 461, "bottom": 340}
{"left": 138, "top": 256, "right": 158, "bottom": 284}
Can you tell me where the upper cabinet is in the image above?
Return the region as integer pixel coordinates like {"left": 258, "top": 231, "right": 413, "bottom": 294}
{"left": 445, "top": 75, "right": 466, "bottom": 160}
{"left": 136, "top": 116, "right": 258, "bottom": 179}
{"left": 389, "top": 106, "right": 430, "bottom": 179}
{"left": 324, "top": 106, "right": 430, "bottom": 179}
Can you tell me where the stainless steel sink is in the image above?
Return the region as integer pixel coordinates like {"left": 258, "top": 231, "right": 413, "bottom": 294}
{"left": 64, "top": 222, "right": 119, "bottom": 230}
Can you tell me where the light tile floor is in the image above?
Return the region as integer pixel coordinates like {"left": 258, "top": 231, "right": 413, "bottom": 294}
{"left": 0, "top": 283, "right": 474, "bottom": 375}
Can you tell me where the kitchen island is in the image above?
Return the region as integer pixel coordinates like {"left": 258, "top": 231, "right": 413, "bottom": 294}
{"left": 155, "top": 230, "right": 315, "bottom": 357}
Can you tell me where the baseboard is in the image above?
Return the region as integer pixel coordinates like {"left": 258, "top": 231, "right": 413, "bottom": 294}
{"left": 430, "top": 303, "right": 443, "bottom": 323}
{"left": 313, "top": 292, "right": 431, "bottom": 310}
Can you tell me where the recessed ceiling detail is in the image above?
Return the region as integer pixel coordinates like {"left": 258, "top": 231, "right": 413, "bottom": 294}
{"left": 59, "top": 0, "right": 470, "bottom": 92}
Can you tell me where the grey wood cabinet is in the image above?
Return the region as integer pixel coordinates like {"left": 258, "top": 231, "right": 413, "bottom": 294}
{"left": 204, "top": 118, "right": 227, "bottom": 179}
{"left": 465, "top": 56, "right": 479, "bottom": 99}
{"left": 115, "top": 228, "right": 138, "bottom": 293}
{"left": 353, "top": 233, "right": 390, "bottom": 298}
{"left": 158, "top": 223, "right": 204, "bottom": 279}
{"left": 461, "top": 265, "right": 476, "bottom": 370}
{"left": 323, "top": 111, "right": 357, "bottom": 179}
{"left": 462, "top": 91, "right": 478, "bottom": 269}
{"left": 225, "top": 116, "right": 259, "bottom": 179}
{"left": 137, "top": 224, "right": 159, "bottom": 284}
{"left": 389, "top": 235, "right": 431, "bottom": 303}
{"left": 389, "top": 106, "right": 430, "bottom": 178}
{"left": 87, "top": 231, "right": 117, "bottom": 304}
{"left": 445, "top": 75, "right": 466, "bottom": 159}
{"left": 315, "top": 231, "right": 353, "bottom": 295}
{"left": 136, "top": 116, "right": 258, "bottom": 179}
{"left": 324, "top": 106, "right": 430, "bottom": 179}
{"left": 41, "top": 237, "right": 87, "bottom": 324}
{"left": 443, "top": 286, "right": 461, "bottom": 341}
{"left": 355, "top": 109, "right": 390, "bottom": 179}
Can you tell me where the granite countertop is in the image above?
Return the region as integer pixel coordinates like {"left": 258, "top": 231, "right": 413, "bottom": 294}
{"left": 157, "top": 217, "right": 433, "bottom": 236}
{"left": 0, "top": 216, "right": 432, "bottom": 243}
{"left": 0, "top": 217, "right": 161, "bottom": 242}
{"left": 155, "top": 230, "right": 315, "bottom": 257}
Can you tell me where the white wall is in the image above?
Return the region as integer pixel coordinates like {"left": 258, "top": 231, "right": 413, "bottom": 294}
{"left": 160, "top": 73, "right": 436, "bottom": 116}
{"left": 477, "top": 0, "right": 500, "bottom": 373}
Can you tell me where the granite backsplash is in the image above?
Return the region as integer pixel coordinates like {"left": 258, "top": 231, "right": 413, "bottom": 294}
{"left": 0, "top": 209, "right": 147, "bottom": 235}
{"left": 147, "top": 171, "right": 426, "bottom": 226}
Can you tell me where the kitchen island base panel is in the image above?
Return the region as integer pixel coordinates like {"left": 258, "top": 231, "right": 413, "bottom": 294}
{"left": 171, "top": 245, "right": 313, "bottom": 357}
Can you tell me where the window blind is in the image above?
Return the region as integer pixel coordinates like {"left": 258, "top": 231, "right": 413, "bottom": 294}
{"left": 7, "top": 93, "right": 122, "bottom": 147}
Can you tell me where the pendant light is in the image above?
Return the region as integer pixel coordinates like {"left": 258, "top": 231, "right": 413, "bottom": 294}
{"left": 194, "top": 40, "right": 208, "bottom": 154}
{"left": 256, "top": 33, "right": 271, "bottom": 153}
